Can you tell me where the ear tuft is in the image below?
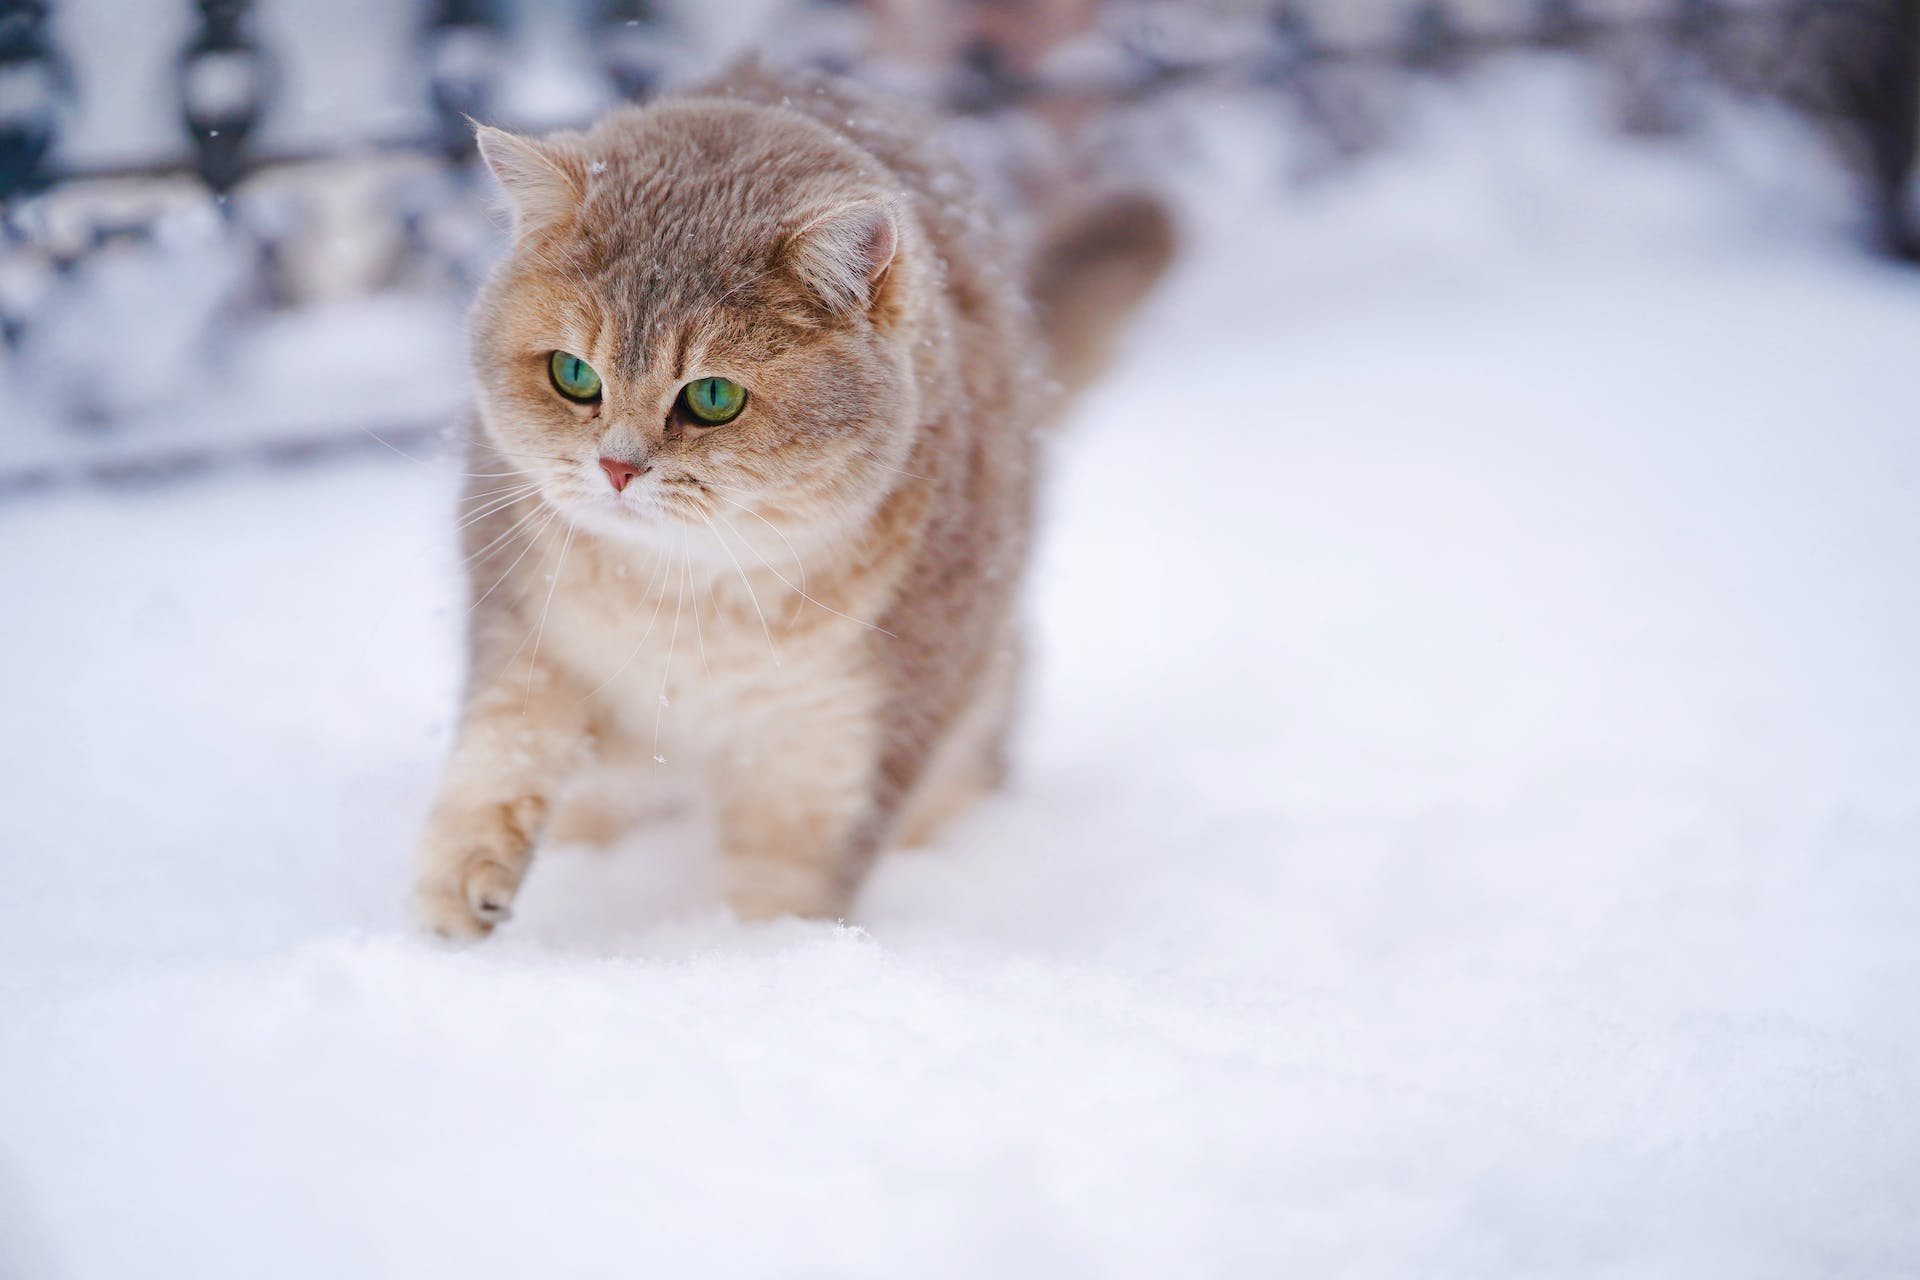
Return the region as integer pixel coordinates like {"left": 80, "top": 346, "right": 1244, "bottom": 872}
{"left": 786, "top": 200, "right": 899, "bottom": 314}
{"left": 475, "top": 125, "right": 585, "bottom": 239}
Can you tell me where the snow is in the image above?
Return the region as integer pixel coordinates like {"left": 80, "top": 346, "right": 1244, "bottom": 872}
{"left": 4, "top": 64, "right": 1920, "bottom": 1278}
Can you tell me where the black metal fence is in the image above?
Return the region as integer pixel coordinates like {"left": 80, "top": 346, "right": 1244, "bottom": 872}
{"left": 0, "top": 0, "right": 1915, "bottom": 498}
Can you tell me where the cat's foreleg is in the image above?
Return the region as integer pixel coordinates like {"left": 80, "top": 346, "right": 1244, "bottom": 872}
{"left": 412, "top": 661, "right": 593, "bottom": 938}
{"left": 714, "top": 684, "right": 895, "bottom": 921}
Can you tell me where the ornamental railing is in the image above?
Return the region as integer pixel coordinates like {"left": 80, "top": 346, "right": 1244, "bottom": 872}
{"left": 0, "top": 0, "right": 1914, "bottom": 497}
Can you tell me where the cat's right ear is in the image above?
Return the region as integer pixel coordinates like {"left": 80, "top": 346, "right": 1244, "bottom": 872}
{"left": 475, "top": 125, "right": 585, "bottom": 240}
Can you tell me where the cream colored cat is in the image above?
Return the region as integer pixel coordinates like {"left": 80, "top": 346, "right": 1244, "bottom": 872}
{"left": 413, "top": 65, "right": 1171, "bottom": 938}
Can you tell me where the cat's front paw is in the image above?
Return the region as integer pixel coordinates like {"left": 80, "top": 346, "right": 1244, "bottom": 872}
{"left": 412, "top": 842, "right": 524, "bottom": 940}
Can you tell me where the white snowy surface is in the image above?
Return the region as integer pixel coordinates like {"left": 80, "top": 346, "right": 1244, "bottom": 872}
{"left": 3, "top": 68, "right": 1919, "bottom": 1279}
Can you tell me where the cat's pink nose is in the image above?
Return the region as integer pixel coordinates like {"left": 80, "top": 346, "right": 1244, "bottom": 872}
{"left": 599, "top": 458, "right": 647, "bottom": 492}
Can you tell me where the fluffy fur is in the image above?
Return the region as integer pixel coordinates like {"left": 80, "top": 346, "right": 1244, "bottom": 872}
{"left": 413, "top": 66, "right": 1169, "bottom": 937}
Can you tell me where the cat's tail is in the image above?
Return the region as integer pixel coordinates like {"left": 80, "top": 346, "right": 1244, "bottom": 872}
{"left": 1027, "top": 192, "right": 1177, "bottom": 407}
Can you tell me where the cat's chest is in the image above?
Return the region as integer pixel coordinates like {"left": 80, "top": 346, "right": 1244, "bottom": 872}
{"left": 538, "top": 566, "right": 808, "bottom": 742}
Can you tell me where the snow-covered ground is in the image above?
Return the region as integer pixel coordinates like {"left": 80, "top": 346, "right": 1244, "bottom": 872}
{"left": 3, "top": 66, "right": 1918, "bottom": 1279}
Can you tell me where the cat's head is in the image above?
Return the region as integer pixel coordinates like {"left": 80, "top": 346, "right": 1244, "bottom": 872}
{"left": 468, "top": 97, "right": 922, "bottom": 555}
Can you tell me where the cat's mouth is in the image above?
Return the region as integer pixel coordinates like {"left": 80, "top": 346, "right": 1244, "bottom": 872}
{"left": 567, "top": 470, "right": 712, "bottom": 534}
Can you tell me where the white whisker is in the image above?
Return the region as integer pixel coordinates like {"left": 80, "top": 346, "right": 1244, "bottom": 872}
{"left": 853, "top": 448, "right": 933, "bottom": 483}
{"left": 464, "top": 477, "right": 544, "bottom": 500}
{"left": 698, "top": 509, "right": 782, "bottom": 667}
{"left": 685, "top": 545, "right": 711, "bottom": 678}
{"left": 457, "top": 437, "right": 576, "bottom": 465}
{"left": 360, "top": 427, "right": 433, "bottom": 465}
{"left": 700, "top": 488, "right": 810, "bottom": 599}
{"left": 523, "top": 520, "right": 577, "bottom": 711}
{"left": 467, "top": 505, "right": 558, "bottom": 617}
{"left": 651, "top": 529, "right": 688, "bottom": 764}
{"left": 396, "top": 442, "right": 533, "bottom": 481}
{"left": 364, "top": 428, "right": 554, "bottom": 483}
{"left": 463, "top": 502, "right": 548, "bottom": 568}
{"left": 581, "top": 544, "right": 675, "bottom": 701}
{"left": 706, "top": 501, "right": 894, "bottom": 639}
{"left": 455, "top": 484, "right": 544, "bottom": 532}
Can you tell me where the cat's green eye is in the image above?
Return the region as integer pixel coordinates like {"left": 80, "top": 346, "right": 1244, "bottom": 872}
{"left": 549, "top": 351, "right": 602, "bottom": 403}
{"left": 681, "top": 376, "right": 747, "bottom": 426}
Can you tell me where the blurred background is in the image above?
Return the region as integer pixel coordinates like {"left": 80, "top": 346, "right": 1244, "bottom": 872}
{"left": 4, "top": 4, "right": 1920, "bottom": 1278}
{"left": 0, "top": 0, "right": 1914, "bottom": 493}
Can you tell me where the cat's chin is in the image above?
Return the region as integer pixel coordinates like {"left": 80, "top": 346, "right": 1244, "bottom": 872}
{"left": 557, "top": 493, "right": 688, "bottom": 549}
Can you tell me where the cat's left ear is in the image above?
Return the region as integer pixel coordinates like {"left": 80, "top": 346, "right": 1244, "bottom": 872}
{"left": 475, "top": 125, "right": 586, "bottom": 239}
{"left": 785, "top": 200, "right": 899, "bottom": 316}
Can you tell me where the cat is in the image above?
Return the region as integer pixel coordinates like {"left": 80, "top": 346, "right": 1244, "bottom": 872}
{"left": 413, "top": 64, "right": 1172, "bottom": 938}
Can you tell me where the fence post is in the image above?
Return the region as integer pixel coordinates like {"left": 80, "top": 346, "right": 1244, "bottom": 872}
{"left": 422, "top": 0, "right": 504, "bottom": 163}
{"left": 0, "top": 0, "right": 71, "bottom": 202}
{"left": 177, "top": 0, "right": 275, "bottom": 196}
{"left": 599, "top": 0, "right": 675, "bottom": 105}
{"left": 1867, "top": 0, "right": 1919, "bottom": 258}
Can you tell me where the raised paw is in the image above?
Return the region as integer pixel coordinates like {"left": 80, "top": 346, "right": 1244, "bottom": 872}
{"left": 412, "top": 852, "right": 524, "bottom": 941}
